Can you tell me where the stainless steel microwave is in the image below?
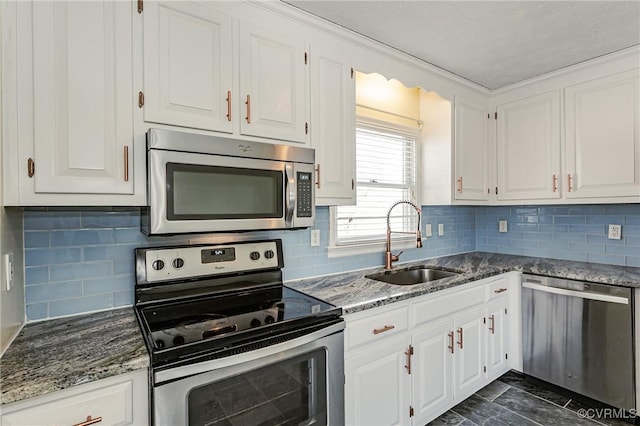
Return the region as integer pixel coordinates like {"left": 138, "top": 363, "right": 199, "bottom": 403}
{"left": 141, "top": 128, "right": 315, "bottom": 235}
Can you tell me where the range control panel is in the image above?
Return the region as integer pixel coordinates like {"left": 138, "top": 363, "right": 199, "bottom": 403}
{"left": 142, "top": 240, "right": 281, "bottom": 283}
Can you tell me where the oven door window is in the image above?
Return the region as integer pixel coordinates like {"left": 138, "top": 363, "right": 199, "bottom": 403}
{"left": 188, "top": 348, "right": 328, "bottom": 426}
{"left": 167, "top": 163, "right": 284, "bottom": 220}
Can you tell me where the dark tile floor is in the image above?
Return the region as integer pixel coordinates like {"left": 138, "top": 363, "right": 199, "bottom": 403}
{"left": 427, "top": 371, "right": 637, "bottom": 426}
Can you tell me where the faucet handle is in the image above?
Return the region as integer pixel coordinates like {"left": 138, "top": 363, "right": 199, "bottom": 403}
{"left": 392, "top": 250, "right": 404, "bottom": 261}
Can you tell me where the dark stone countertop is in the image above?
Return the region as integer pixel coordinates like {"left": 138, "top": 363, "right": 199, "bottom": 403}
{"left": 286, "top": 251, "right": 640, "bottom": 315}
{"left": 0, "top": 307, "right": 149, "bottom": 405}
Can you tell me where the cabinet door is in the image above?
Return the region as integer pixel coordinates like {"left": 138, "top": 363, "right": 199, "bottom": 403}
{"left": 454, "top": 97, "right": 489, "bottom": 201}
{"left": 143, "top": 1, "right": 233, "bottom": 133}
{"left": 311, "top": 46, "right": 356, "bottom": 205}
{"left": 239, "top": 21, "right": 308, "bottom": 144}
{"left": 452, "top": 306, "right": 485, "bottom": 399}
{"left": 31, "top": 1, "right": 133, "bottom": 194}
{"left": 411, "top": 319, "right": 454, "bottom": 426}
{"left": 565, "top": 70, "right": 640, "bottom": 198}
{"left": 485, "top": 297, "right": 510, "bottom": 379}
{"left": 496, "top": 92, "right": 561, "bottom": 201}
{"left": 345, "top": 335, "right": 411, "bottom": 426}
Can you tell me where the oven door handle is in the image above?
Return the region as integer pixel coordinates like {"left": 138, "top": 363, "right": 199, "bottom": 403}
{"left": 284, "top": 163, "right": 295, "bottom": 227}
{"left": 154, "top": 321, "right": 344, "bottom": 385}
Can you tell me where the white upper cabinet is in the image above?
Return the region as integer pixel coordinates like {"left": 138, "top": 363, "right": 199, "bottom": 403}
{"left": 310, "top": 46, "right": 356, "bottom": 205}
{"left": 142, "top": 1, "right": 233, "bottom": 133}
{"left": 454, "top": 97, "right": 489, "bottom": 201}
{"left": 496, "top": 91, "right": 561, "bottom": 201}
{"left": 239, "top": 21, "right": 309, "bottom": 144}
{"left": 32, "top": 1, "right": 134, "bottom": 195}
{"left": 2, "top": 0, "right": 146, "bottom": 205}
{"left": 564, "top": 70, "right": 640, "bottom": 198}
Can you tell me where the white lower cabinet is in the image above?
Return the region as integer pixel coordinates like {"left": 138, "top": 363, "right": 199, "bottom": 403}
{"left": 344, "top": 273, "right": 519, "bottom": 426}
{"left": 345, "top": 334, "right": 411, "bottom": 426}
{"left": 0, "top": 369, "right": 149, "bottom": 426}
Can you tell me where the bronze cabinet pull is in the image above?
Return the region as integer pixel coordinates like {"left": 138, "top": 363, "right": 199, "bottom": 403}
{"left": 494, "top": 288, "right": 507, "bottom": 294}
{"left": 457, "top": 176, "right": 463, "bottom": 192}
{"left": 372, "top": 325, "right": 395, "bottom": 335}
{"left": 457, "top": 327, "right": 463, "bottom": 349}
{"left": 73, "top": 416, "right": 103, "bottom": 426}
{"left": 226, "top": 90, "right": 232, "bottom": 121}
{"left": 27, "top": 158, "right": 35, "bottom": 177}
{"left": 404, "top": 345, "right": 414, "bottom": 374}
{"left": 489, "top": 314, "right": 495, "bottom": 334}
{"left": 245, "top": 94, "right": 251, "bottom": 123}
{"left": 552, "top": 174, "right": 557, "bottom": 192}
{"left": 567, "top": 174, "right": 573, "bottom": 192}
{"left": 448, "top": 331, "right": 454, "bottom": 354}
{"left": 124, "top": 146, "right": 129, "bottom": 182}
{"left": 315, "top": 164, "right": 320, "bottom": 188}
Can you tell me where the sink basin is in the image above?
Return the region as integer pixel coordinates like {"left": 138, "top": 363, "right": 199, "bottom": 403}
{"left": 366, "top": 268, "right": 459, "bottom": 285}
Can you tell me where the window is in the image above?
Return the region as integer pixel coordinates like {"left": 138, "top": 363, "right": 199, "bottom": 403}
{"left": 331, "top": 119, "right": 420, "bottom": 250}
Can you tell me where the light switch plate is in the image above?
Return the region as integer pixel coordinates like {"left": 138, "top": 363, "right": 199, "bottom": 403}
{"left": 608, "top": 224, "right": 622, "bottom": 240}
{"left": 4, "top": 252, "right": 14, "bottom": 291}
{"left": 499, "top": 220, "right": 508, "bottom": 233}
{"left": 310, "top": 229, "right": 320, "bottom": 247}
{"left": 425, "top": 224, "right": 432, "bottom": 237}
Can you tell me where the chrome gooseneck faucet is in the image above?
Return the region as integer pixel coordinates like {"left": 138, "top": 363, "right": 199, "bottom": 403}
{"left": 385, "top": 200, "right": 422, "bottom": 270}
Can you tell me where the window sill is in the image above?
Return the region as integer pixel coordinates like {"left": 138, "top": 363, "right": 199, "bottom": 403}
{"left": 327, "top": 239, "right": 417, "bottom": 258}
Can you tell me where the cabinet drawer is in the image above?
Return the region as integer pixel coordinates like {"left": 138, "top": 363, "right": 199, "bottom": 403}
{"left": 486, "top": 277, "right": 510, "bottom": 301}
{"left": 1, "top": 370, "right": 147, "bottom": 426}
{"left": 346, "top": 306, "right": 408, "bottom": 350}
{"left": 412, "top": 286, "right": 484, "bottom": 327}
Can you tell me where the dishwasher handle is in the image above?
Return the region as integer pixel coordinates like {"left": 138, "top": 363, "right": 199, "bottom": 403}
{"left": 522, "top": 281, "right": 629, "bottom": 305}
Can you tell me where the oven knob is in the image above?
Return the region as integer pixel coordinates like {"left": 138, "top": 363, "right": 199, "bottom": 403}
{"left": 172, "top": 257, "right": 185, "bottom": 269}
{"left": 264, "top": 315, "right": 275, "bottom": 324}
{"left": 173, "top": 335, "right": 185, "bottom": 346}
{"left": 250, "top": 318, "right": 261, "bottom": 328}
{"left": 151, "top": 259, "right": 165, "bottom": 271}
{"left": 250, "top": 251, "right": 260, "bottom": 260}
{"left": 155, "top": 339, "right": 166, "bottom": 349}
{"left": 264, "top": 250, "right": 275, "bottom": 259}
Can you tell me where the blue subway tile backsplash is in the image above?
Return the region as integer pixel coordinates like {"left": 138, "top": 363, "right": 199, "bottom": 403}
{"left": 23, "top": 204, "right": 640, "bottom": 321}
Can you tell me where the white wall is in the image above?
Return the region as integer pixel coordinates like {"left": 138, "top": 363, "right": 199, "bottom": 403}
{"left": 0, "top": 2, "right": 25, "bottom": 354}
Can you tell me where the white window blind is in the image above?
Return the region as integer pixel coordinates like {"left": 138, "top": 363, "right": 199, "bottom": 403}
{"left": 334, "top": 122, "right": 419, "bottom": 245}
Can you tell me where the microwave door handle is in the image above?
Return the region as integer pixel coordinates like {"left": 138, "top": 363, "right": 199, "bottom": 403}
{"left": 285, "top": 163, "right": 295, "bottom": 226}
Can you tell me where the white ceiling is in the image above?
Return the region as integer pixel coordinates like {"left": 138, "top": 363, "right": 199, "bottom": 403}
{"left": 284, "top": 1, "right": 640, "bottom": 90}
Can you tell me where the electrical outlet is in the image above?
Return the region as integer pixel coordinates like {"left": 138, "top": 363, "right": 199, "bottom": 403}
{"left": 310, "top": 229, "right": 320, "bottom": 247}
{"left": 438, "top": 224, "right": 444, "bottom": 236}
{"left": 608, "top": 224, "right": 622, "bottom": 240}
{"left": 425, "top": 224, "right": 432, "bottom": 237}
{"left": 4, "top": 252, "right": 14, "bottom": 291}
{"left": 499, "top": 220, "right": 508, "bottom": 233}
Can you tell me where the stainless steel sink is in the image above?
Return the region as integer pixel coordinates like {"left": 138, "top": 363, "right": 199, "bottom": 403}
{"left": 366, "top": 268, "right": 459, "bottom": 285}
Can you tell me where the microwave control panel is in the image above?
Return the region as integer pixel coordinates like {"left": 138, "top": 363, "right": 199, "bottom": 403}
{"left": 296, "top": 172, "right": 313, "bottom": 217}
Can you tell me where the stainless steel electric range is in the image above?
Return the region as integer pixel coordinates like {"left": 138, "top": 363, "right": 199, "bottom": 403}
{"left": 134, "top": 239, "right": 345, "bottom": 426}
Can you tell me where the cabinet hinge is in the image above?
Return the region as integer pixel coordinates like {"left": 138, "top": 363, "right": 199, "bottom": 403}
{"left": 351, "top": 67, "right": 354, "bottom": 79}
{"left": 484, "top": 366, "right": 487, "bottom": 373}
{"left": 305, "top": 122, "right": 309, "bottom": 135}
{"left": 409, "top": 406, "right": 414, "bottom": 417}
{"left": 304, "top": 52, "right": 308, "bottom": 65}
{"left": 137, "top": 0, "right": 143, "bottom": 14}
{"left": 483, "top": 317, "right": 486, "bottom": 324}
{"left": 505, "top": 308, "right": 508, "bottom": 315}
{"left": 27, "top": 158, "right": 35, "bottom": 178}
{"left": 494, "top": 111, "right": 497, "bottom": 120}
{"left": 138, "top": 91, "right": 144, "bottom": 108}
{"left": 506, "top": 353, "right": 509, "bottom": 360}
{"left": 352, "top": 178, "right": 355, "bottom": 190}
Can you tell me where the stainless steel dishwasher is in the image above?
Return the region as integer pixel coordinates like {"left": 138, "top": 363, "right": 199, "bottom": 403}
{"left": 522, "top": 274, "right": 635, "bottom": 411}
